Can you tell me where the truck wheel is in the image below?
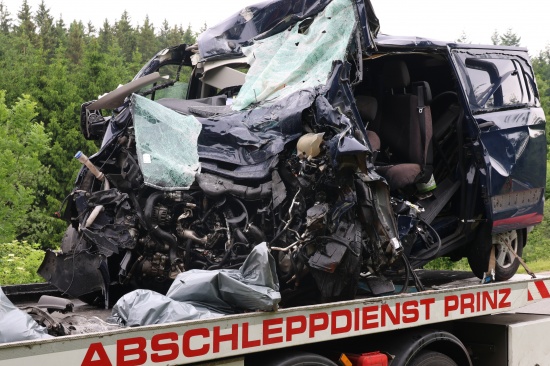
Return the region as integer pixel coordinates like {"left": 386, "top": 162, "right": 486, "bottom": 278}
{"left": 253, "top": 352, "right": 337, "bottom": 366}
{"left": 408, "top": 350, "right": 457, "bottom": 366}
{"left": 467, "top": 227, "right": 523, "bottom": 281}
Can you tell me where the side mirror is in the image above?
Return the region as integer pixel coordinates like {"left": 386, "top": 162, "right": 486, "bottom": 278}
{"left": 80, "top": 101, "right": 109, "bottom": 140}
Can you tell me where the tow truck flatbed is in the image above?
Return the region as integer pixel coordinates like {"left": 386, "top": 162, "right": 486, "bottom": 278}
{"left": 1, "top": 271, "right": 549, "bottom": 366}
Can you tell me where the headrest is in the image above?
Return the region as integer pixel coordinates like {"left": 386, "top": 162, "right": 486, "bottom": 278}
{"left": 382, "top": 59, "right": 410, "bottom": 90}
{"left": 412, "top": 81, "right": 432, "bottom": 105}
{"left": 355, "top": 95, "right": 378, "bottom": 122}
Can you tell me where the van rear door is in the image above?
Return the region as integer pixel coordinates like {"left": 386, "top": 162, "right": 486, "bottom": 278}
{"left": 450, "top": 46, "right": 546, "bottom": 232}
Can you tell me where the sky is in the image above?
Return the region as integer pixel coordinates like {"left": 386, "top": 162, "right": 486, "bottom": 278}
{"left": 1, "top": 0, "right": 549, "bottom": 55}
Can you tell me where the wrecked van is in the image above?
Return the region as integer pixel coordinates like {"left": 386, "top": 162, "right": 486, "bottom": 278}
{"left": 39, "top": 0, "right": 546, "bottom": 307}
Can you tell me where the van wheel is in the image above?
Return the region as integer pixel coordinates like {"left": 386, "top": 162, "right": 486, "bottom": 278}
{"left": 468, "top": 226, "right": 523, "bottom": 281}
{"left": 493, "top": 229, "right": 523, "bottom": 281}
{"left": 408, "top": 350, "right": 457, "bottom": 366}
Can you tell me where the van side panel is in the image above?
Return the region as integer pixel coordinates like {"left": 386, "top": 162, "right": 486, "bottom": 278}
{"left": 450, "top": 47, "right": 546, "bottom": 232}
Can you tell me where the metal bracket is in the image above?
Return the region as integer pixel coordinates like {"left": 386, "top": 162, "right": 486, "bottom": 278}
{"left": 482, "top": 245, "right": 496, "bottom": 284}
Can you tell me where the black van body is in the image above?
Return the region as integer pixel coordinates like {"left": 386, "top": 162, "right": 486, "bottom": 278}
{"left": 39, "top": 0, "right": 546, "bottom": 306}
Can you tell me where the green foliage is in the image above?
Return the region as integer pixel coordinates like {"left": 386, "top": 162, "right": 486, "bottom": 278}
{"left": 0, "top": 2, "right": 12, "bottom": 34}
{"left": 0, "top": 3, "right": 203, "bottom": 250}
{"left": 115, "top": 11, "right": 137, "bottom": 63}
{"left": 491, "top": 28, "right": 521, "bottom": 47}
{"left": 424, "top": 257, "right": 469, "bottom": 271}
{"left": 0, "top": 240, "right": 45, "bottom": 285}
{"left": 0, "top": 92, "right": 50, "bottom": 243}
{"left": 499, "top": 28, "right": 521, "bottom": 47}
{"left": 532, "top": 48, "right": 550, "bottom": 158}
{"left": 524, "top": 199, "right": 550, "bottom": 264}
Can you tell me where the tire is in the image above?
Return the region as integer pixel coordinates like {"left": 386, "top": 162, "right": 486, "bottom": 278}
{"left": 249, "top": 352, "right": 337, "bottom": 366}
{"left": 493, "top": 229, "right": 523, "bottom": 281}
{"left": 408, "top": 350, "right": 457, "bottom": 366}
{"left": 467, "top": 226, "right": 524, "bottom": 281}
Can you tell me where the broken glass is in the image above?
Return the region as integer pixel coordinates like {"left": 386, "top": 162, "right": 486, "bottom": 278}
{"left": 132, "top": 93, "right": 202, "bottom": 190}
{"left": 232, "top": 0, "right": 356, "bottom": 110}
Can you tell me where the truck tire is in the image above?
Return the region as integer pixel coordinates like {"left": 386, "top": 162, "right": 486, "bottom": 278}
{"left": 468, "top": 226, "right": 524, "bottom": 281}
{"left": 252, "top": 352, "right": 337, "bottom": 366}
{"left": 408, "top": 350, "right": 457, "bottom": 366}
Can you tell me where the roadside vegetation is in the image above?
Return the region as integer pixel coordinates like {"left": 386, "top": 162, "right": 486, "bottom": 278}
{"left": 0, "top": 1, "right": 550, "bottom": 283}
{"left": 0, "top": 241, "right": 44, "bottom": 284}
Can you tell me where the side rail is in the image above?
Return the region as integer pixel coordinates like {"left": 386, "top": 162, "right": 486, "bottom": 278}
{"left": 0, "top": 278, "right": 549, "bottom": 366}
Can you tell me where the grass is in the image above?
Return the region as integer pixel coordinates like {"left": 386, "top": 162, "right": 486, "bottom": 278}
{"left": 517, "top": 259, "right": 550, "bottom": 274}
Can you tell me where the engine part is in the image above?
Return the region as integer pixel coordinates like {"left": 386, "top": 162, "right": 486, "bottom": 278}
{"left": 196, "top": 173, "right": 272, "bottom": 199}
{"left": 297, "top": 132, "right": 325, "bottom": 159}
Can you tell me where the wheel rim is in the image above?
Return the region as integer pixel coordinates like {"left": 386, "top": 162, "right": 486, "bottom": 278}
{"left": 493, "top": 230, "right": 518, "bottom": 269}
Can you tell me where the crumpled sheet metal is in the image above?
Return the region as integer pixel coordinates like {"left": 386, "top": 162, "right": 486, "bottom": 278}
{"left": 198, "top": 0, "right": 332, "bottom": 60}
{"left": 197, "top": 89, "right": 313, "bottom": 166}
{"left": 232, "top": 0, "right": 356, "bottom": 110}
{"left": 0, "top": 287, "right": 53, "bottom": 344}
{"left": 109, "top": 243, "right": 280, "bottom": 327}
{"left": 132, "top": 93, "right": 202, "bottom": 190}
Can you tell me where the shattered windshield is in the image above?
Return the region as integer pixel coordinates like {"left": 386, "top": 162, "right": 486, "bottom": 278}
{"left": 132, "top": 94, "right": 202, "bottom": 190}
{"left": 232, "top": 0, "right": 356, "bottom": 110}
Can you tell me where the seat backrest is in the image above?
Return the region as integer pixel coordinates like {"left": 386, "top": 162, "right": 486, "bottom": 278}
{"left": 355, "top": 95, "right": 381, "bottom": 151}
{"left": 378, "top": 60, "right": 433, "bottom": 173}
{"left": 356, "top": 95, "right": 378, "bottom": 124}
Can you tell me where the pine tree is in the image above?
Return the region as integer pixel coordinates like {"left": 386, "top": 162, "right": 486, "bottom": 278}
{"left": 137, "top": 15, "right": 158, "bottom": 62}
{"left": 183, "top": 23, "right": 196, "bottom": 45}
{"left": 86, "top": 21, "right": 96, "bottom": 38}
{"left": 199, "top": 21, "right": 208, "bottom": 33}
{"left": 115, "top": 10, "right": 136, "bottom": 62}
{"left": 54, "top": 15, "right": 67, "bottom": 47}
{"left": 15, "top": 0, "right": 35, "bottom": 44}
{"left": 98, "top": 19, "right": 113, "bottom": 53}
{"left": 456, "top": 31, "right": 470, "bottom": 44}
{"left": 166, "top": 24, "right": 183, "bottom": 47}
{"left": 491, "top": 30, "right": 500, "bottom": 45}
{"left": 0, "top": 1, "right": 12, "bottom": 34}
{"left": 34, "top": 0, "right": 56, "bottom": 60}
{"left": 499, "top": 28, "right": 521, "bottom": 47}
{"left": 66, "top": 20, "right": 85, "bottom": 66}
{"left": 158, "top": 19, "right": 170, "bottom": 47}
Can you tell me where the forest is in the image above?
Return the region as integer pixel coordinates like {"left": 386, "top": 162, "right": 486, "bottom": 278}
{"left": 1, "top": 0, "right": 550, "bottom": 282}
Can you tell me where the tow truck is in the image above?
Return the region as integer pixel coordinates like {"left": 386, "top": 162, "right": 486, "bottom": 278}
{"left": 1, "top": 272, "right": 549, "bottom": 365}
{"left": 2, "top": 0, "right": 549, "bottom": 364}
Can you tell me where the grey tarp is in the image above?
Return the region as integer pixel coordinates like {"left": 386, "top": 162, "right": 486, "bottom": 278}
{"left": 109, "top": 243, "right": 280, "bottom": 326}
{"left": 0, "top": 287, "right": 53, "bottom": 344}
{"left": 107, "top": 290, "right": 225, "bottom": 326}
